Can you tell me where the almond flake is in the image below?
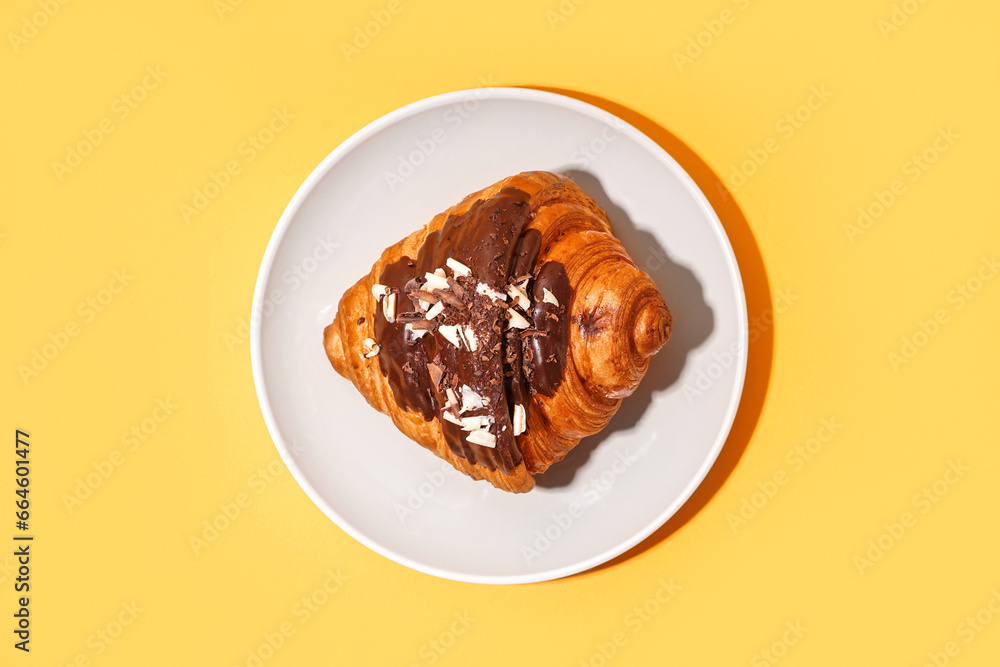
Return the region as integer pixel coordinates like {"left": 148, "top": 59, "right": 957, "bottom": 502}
{"left": 513, "top": 403, "right": 526, "bottom": 436}
{"left": 460, "top": 416, "right": 485, "bottom": 431}
{"left": 438, "top": 324, "right": 462, "bottom": 348}
{"left": 446, "top": 258, "right": 472, "bottom": 277}
{"left": 507, "top": 308, "right": 530, "bottom": 329}
{"left": 381, "top": 292, "right": 397, "bottom": 322}
{"left": 460, "top": 325, "right": 478, "bottom": 351}
{"left": 476, "top": 282, "right": 507, "bottom": 302}
{"left": 405, "top": 323, "right": 429, "bottom": 339}
{"left": 460, "top": 385, "right": 487, "bottom": 413}
{"left": 466, "top": 429, "right": 497, "bottom": 448}
{"left": 425, "top": 301, "right": 445, "bottom": 320}
{"left": 542, "top": 288, "right": 559, "bottom": 306}
{"left": 423, "top": 272, "right": 450, "bottom": 291}
{"left": 507, "top": 284, "right": 530, "bottom": 310}
{"left": 371, "top": 283, "right": 390, "bottom": 299}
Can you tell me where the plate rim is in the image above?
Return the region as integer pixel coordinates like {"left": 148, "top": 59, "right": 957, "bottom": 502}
{"left": 250, "top": 86, "right": 749, "bottom": 584}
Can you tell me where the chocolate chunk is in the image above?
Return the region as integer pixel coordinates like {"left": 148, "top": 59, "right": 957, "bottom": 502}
{"left": 427, "top": 362, "right": 444, "bottom": 390}
{"left": 432, "top": 289, "right": 463, "bottom": 309}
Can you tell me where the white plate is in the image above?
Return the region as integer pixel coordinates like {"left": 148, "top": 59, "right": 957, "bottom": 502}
{"left": 251, "top": 88, "right": 747, "bottom": 584}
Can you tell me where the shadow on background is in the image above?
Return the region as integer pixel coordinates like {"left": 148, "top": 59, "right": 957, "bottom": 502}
{"left": 522, "top": 86, "right": 774, "bottom": 575}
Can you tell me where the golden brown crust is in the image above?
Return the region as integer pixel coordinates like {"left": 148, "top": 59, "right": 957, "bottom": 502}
{"left": 323, "top": 171, "right": 671, "bottom": 493}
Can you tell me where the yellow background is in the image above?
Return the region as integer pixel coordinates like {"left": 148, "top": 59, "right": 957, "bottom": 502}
{"left": 2, "top": 0, "right": 998, "bottom": 665}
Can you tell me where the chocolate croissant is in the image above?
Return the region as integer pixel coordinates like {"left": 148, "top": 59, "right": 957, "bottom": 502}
{"left": 323, "top": 171, "right": 671, "bottom": 493}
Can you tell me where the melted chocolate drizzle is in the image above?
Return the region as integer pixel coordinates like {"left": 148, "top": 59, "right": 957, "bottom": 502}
{"left": 372, "top": 187, "right": 571, "bottom": 474}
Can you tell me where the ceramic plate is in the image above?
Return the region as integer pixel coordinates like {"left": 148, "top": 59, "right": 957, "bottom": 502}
{"left": 251, "top": 88, "right": 747, "bottom": 584}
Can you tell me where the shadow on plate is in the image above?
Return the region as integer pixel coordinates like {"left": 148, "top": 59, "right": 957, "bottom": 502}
{"left": 520, "top": 86, "right": 774, "bottom": 576}
{"left": 533, "top": 170, "right": 715, "bottom": 489}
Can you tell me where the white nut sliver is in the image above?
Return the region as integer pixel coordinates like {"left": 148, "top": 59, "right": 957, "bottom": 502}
{"left": 460, "top": 416, "right": 484, "bottom": 431}
{"left": 446, "top": 258, "right": 472, "bottom": 277}
{"left": 460, "top": 325, "right": 478, "bottom": 351}
{"left": 438, "top": 325, "right": 462, "bottom": 348}
{"left": 507, "top": 284, "right": 530, "bottom": 310}
{"left": 441, "top": 411, "right": 463, "bottom": 426}
{"left": 513, "top": 403, "right": 526, "bottom": 436}
{"left": 445, "top": 387, "right": 459, "bottom": 410}
{"left": 405, "top": 323, "right": 428, "bottom": 339}
{"left": 418, "top": 299, "right": 431, "bottom": 311}
{"left": 434, "top": 268, "right": 446, "bottom": 277}
{"left": 542, "top": 288, "right": 559, "bottom": 306}
{"left": 425, "top": 301, "right": 445, "bottom": 320}
{"left": 460, "top": 385, "right": 487, "bottom": 413}
{"left": 371, "top": 283, "right": 390, "bottom": 299}
{"left": 466, "top": 429, "right": 497, "bottom": 448}
{"left": 423, "top": 273, "right": 450, "bottom": 291}
{"left": 476, "top": 282, "right": 507, "bottom": 302}
{"left": 507, "top": 308, "right": 530, "bottom": 329}
{"left": 381, "top": 292, "right": 396, "bottom": 322}
{"left": 460, "top": 415, "right": 495, "bottom": 431}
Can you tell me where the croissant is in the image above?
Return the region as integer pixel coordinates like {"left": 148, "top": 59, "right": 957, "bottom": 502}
{"left": 323, "top": 171, "right": 671, "bottom": 493}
